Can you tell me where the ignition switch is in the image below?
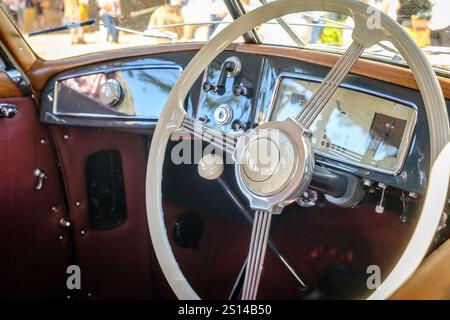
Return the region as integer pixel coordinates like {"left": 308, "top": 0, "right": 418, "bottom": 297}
{"left": 214, "top": 104, "right": 233, "bottom": 125}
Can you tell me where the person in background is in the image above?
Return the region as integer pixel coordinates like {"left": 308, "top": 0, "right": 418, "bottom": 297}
{"left": 79, "top": 0, "right": 88, "bottom": 23}
{"left": 367, "top": 0, "right": 384, "bottom": 11}
{"left": 384, "top": 0, "right": 400, "bottom": 22}
{"left": 180, "top": 0, "right": 209, "bottom": 41}
{"left": 429, "top": 0, "right": 450, "bottom": 47}
{"left": 64, "top": 0, "right": 85, "bottom": 44}
{"left": 309, "top": 13, "right": 324, "bottom": 44}
{"left": 3, "top": 0, "right": 20, "bottom": 23}
{"left": 148, "top": 4, "right": 184, "bottom": 41}
{"left": 23, "top": 0, "right": 36, "bottom": 33}
{"left": 35, "top": 0, "right": 49, "bottom": 29}
{"left": 208, "top": 0, "right": 228, "bottom": 37}
{"left": 99, "top": 0, "right": 121, "bottom": 43}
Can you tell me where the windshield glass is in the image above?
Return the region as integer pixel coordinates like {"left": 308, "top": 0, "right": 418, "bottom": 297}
{"left": 246, "top": 0, "right": 450, "bottom": 74}
{"left": 0, "top": 0, "right": 235, "bottom": 59}
{"left": 0, "top": 0, "right": 449, "bottom": 74}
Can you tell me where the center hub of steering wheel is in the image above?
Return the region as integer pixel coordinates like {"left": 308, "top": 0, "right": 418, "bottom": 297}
{"left": 241, "top": 129, "right": 296, "bottom": 196}
{"left": 233, "top": 118, "right": 315, "bottom": 214}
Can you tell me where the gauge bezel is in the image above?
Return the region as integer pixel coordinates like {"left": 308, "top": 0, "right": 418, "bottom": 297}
{"left": 267, "top": 72, "right": 418, "bottom": 176}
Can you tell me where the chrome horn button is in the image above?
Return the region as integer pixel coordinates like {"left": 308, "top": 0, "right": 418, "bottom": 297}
{"left": 241, "top": 129, "right": 295, "bottom": 196}
{"left": 233, "top": 118, "right": 314, "bottom": 214}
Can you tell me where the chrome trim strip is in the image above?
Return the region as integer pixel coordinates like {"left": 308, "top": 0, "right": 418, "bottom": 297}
{"left": 266, "top": 72, "right": 419, "bottom": 176}
{"left": 52, "top": 65, "right": 183, "bottom": 121}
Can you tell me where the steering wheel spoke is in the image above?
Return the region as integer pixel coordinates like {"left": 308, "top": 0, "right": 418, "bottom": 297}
{"left": 241, "top": 210, "right": 273, "bottom": 300}
{"left": 296, "top": 41, "right": 366, "bottom": 128}
{"left": 179, "top": 115, "right": 238, "bottom": 154}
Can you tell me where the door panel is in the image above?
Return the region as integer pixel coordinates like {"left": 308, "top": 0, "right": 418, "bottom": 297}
{"left": 49, "top": 125, "right": 154, "bottom": 299}
{"left": 0, "top": 97, "right": 72, "bottom": 298}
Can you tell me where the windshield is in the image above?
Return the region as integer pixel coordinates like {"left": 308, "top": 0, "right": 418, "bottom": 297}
{"left": 246, "top": 0, "right": 450, "bottom": 74}
{"left": 0, "top": 0, "right": 449, "bottom": 74}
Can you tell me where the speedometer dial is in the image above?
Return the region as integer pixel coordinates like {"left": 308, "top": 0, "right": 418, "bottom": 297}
{"left": 269, "top": 74, "right": 417, "bottom": 175}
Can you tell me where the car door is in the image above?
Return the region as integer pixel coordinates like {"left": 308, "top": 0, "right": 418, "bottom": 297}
{"left": 0, "top": 23, "right": 158, "bottom": 300}
{"left": 0, "top": 57, "right": 72, "bottom": 298}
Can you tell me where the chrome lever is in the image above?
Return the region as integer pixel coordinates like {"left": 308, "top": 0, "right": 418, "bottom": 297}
{"left": 34, "top": 169, "right": 47, "bottom": 191}
{"left": 0, "top": 103, "right": 18, "bottom": 118}
{"left": 58, "top": 217, "right": 72, "bottom": 228}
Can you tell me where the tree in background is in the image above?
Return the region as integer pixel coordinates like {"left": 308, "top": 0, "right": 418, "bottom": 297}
{"left": 398, "top": 0, "right": 431, "bottom": 17}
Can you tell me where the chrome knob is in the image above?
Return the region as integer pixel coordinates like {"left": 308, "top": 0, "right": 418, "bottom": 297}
{"left": 214, "top": 104, "right": 233, "bottom": 125}
{"left": 34, "top": 169, "right": 47, "bottom": 191}
{"left": 58, "top": 217, "right": 72, "bottom": 228}
{"left": 99, "top": 79, "right": 122, "bottom": 107}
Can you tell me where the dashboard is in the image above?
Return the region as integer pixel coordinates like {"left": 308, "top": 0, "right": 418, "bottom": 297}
{"left": 39, "top": 49, "right": 450, "bottom": 195}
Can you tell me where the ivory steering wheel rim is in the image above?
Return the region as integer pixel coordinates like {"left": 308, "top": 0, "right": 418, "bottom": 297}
{"left": 146, "top": 0, "right": 450, "bottom": 300}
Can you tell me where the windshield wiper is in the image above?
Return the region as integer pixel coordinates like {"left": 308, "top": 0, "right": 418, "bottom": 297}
{"left": 107, "top": 25, "right": 178, "bottom": 42}
{"left": 28, "top": 19, "right": 96, "bottom": 37}
{"left": 28, "top": 17, "right": 176, "bottom": 42}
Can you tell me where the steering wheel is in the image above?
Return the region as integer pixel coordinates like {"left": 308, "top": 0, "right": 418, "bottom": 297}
{"left": 146, "top": 0, "right": 450, "bottom": 300}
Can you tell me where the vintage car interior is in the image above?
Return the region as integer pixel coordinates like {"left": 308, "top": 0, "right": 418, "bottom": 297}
{"left": 0, "top": 0, "right": 449, "bottom": 300}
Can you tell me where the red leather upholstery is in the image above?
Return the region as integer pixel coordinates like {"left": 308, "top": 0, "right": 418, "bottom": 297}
{"left": 0, "top": 97, "right": 72, "bottom": 298}
{"left": 163, "top": 202, "right": 415, "bottom": 299}
{"left": 49, "top": 126, "right": 154, "bottom": 299}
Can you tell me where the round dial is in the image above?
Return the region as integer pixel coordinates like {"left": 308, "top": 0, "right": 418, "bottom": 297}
{"left": 99, "top": 79, "right": 123, "bottom": 107}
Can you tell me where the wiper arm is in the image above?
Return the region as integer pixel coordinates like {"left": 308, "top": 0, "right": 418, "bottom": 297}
{"left": 98, "top": 24, "right": 178, "bottom": 42}
{"left": 28, "top": 19, "right": 95, "bottom": 37}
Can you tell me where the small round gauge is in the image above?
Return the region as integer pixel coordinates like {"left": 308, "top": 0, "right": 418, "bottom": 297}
{"left": 99, "top": 79, "right": 123, "bottom": 107}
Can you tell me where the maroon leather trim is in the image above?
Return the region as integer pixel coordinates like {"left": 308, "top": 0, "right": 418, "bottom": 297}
{"left": 0, "top": 97, "right": 72, "bottom": 299}
{"left": 49, "top": 126, "right": 154, "bottom": 299}
{"left": 163, "top": 202, "right": 415, "bottom": 299}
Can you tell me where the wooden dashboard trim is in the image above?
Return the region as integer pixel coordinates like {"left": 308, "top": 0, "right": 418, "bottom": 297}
{"left": 27, "top": 43, "right": 211, "bottom": 91}
{"left": 0, "top": 70, "right": 21, "bottom": 98}
{"left": 27, "top": 42, "right": 450, "bottom": 99}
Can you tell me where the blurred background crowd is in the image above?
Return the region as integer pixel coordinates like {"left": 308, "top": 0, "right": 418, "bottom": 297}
{"left": 0, "top": 0, "right": 448, "bottom": 48}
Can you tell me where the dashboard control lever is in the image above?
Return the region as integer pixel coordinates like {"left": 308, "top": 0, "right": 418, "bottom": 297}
{"left": 214, "top": 56, "right": 242, "bottom": 96}
{"left": 375, "top": 183, "right": 387, "bottom": 213}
